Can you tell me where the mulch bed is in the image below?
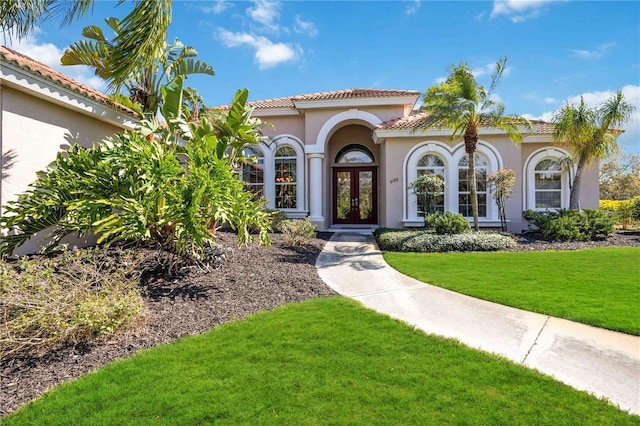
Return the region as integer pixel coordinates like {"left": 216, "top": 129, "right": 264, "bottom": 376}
{"left": 2, "top": 229, "right": 639, "bottom": 416}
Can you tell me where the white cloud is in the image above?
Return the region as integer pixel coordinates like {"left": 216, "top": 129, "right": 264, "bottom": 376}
{"left": 218, "top": 28, "right": 301, "bottom": 69}
{"left": 4, "top": 29, "right": 106, "bottom": 91}
{"left": 490, "top": 0, "right": 565, "bottom": 23}
{"left": 406, "top": 0, "right": 421, "bottom": 16}
{"left": 570, "top": 42, "right": 616, "bottom": 59}
{"left": 201, "top": 0, "right": 232, "bottom": 14}
{"left": 247, "top": 0, "right": 282, "bottom": 32}
{"left": 472, "top": 62, "right": 512, "bottom": 78}
{"left": 544, "top": 97, "right": 559, "bottom": 104}
{"left": 293, "top": 16, "right": 318, "bottom": 37}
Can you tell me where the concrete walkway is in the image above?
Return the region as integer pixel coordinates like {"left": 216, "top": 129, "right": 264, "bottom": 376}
{"left": 316, "top": 232, "right": 640, "bottom": 416}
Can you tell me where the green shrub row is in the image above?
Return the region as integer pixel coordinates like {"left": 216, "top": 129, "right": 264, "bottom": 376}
{"left": 1, "top": 247, "right": 144, "bottom": 358}
{"left": 524, "top": 209, "right": 615, "bottom": 241}
{"left": 374, "top": 228, "right": 516, "bottom": 252}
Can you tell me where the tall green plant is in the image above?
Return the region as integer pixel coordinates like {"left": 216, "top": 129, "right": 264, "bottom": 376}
{"left": 61, "top": 18, "right": 214, "bottom": 115}
{"left": 552, "top": 92, "right": 635, "bottom": 210}
{"left": 416, "top": 57, "right": 531, "bottom": 230}
{"left": 1, "top": 0, "right": 173, "bottom": 93}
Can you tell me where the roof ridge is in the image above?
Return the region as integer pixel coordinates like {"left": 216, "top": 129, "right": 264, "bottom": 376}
{"left": 0, "top": 45, "right": 138, "bottom": 116}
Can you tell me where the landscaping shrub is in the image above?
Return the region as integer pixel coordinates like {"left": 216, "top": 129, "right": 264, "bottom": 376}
{"left": 0, "top": 247, "right": 144, "bottom": 358}
{"left": 524, "top": 209, "right": 615, "bottom": 241}
{"left": 268, "top": 209, "right": 289, "bottom": 233}
{"left": 425, "top": 212, "right": 471, "bottom": 234}
{"left": 280, "top": 218, "right": 317, "bottom": 246}
{"left": 631, "top": 196, "right": 640, "bottom": 221}
{"left": 374, "top": 228, "right": 516, "bottom": 252}
{"left": 600, "top": 198, "right": 640, "bottom": 229}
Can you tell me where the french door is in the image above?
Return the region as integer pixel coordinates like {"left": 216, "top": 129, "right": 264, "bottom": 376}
{"left": 333, "top": 167, "right": 377, "bottom": 225}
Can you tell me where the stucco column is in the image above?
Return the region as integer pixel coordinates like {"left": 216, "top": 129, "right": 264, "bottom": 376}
{"left": 307, "top": 153, "right": 325, "bottom": 227}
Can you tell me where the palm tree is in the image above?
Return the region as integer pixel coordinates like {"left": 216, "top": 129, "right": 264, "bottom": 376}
{"left": 552, "top": 91, "right": 635, "bottom": 210}
{"left": 417, "top": 57, "right": 531, "bottom": 230}
{"left": 60, "top": 17, "right": 214, "bottom": 116}
{"left": 1, "top": 0, "right": 172, "bottom": 92}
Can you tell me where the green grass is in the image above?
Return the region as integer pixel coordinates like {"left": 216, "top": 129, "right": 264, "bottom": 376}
{"left": 4, "top": 297, "right": 637, "bottom": 425}
{"left": 384, "top": 247, "right": 640, "bottom": 335}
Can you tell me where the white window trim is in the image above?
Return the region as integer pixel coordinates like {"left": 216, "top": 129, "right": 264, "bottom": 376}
{"left": 268, "top": 135, "right": 306, "bottom": 214}
{"left": 240, "top": 146, "right": 265, "bottom": 196}
{"left": 403, "top": 140, "right": 502, "bottom": 226}
{"left": 523, "top": 148, "right": 572, "bottom": 211}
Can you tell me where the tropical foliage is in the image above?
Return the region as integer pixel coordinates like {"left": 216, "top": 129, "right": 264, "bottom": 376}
{"left": 0, "top": 83, "right": 272, "bottom": 265}
{"left": 61, "top": 17, "right": 214, "bottom": 115}
{"left": 417, "top": 57, "right": 531, "bottom": 230}
{"left": 1, "top": 0, "right": 173, "bottom": 93}
{"left": 552, "top": 91, "right": 635, "bottom": 210}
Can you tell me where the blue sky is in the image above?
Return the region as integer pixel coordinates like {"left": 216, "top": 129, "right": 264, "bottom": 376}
{"left": 4, "top": 0, "right": 640, "bottom": 154}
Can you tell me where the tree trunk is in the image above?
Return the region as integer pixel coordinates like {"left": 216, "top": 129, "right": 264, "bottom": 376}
{"left": 464, "top": 125, "right": 479, "bottom": 231}
{"left": 569, "top": 154, "right": 587, "bottom": 210}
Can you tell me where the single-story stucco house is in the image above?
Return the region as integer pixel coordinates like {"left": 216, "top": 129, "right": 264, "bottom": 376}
{"left": 1, "top": 45, "right": 600, "bottom": 253}
{"left": 242, "top": 88, "right": 599, "bottom": 232}
{"left": 0, "top": 45, "right": 139, "bottom": 253}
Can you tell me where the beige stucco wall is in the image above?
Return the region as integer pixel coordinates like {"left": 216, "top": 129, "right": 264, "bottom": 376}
{"left": 253, "top": 104, "right": 601, "bottom": 233}
{"left": 1, "top": 86, "right": 130, "bottom": 254}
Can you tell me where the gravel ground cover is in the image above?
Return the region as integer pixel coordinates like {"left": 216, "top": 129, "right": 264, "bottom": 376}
{"left": 1, "top": 229, "right": 639, "bottom": 416}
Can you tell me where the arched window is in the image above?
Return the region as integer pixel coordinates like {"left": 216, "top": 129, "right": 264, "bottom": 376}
{"left": 458, "top": 154, "right": 488, "bottom": 217}
{"left": 335, "top": 144, "right": 374, "bottom": 164}
{"left": 534, "top": 159, "right": 562, "bottom": 209}
{"left": 524, "top": 148, "right": 569, "bottom": 211}
{"left": 275, "top": 145, "right": 298, "bottom": 209}
{"left": 416, "top": 154, "right": 445, "bottom": 216}
{"left": 240, "top": 146, "right": 264, "bottom": 198}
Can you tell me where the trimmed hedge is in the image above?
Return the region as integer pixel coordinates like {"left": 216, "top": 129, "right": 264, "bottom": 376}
{"left": 374, "top": 228, "right": 516, "bottom": 252}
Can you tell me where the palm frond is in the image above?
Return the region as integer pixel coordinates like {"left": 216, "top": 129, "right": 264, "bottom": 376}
{"left": 109, "top": 0, "right": 172, "bottom": 91}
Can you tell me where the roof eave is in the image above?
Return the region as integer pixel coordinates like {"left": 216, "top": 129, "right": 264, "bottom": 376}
{"left": 1, "top": 60, "right": 138, "bottom": 129}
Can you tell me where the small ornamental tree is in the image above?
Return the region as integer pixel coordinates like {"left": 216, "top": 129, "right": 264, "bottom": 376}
{"left": 487, "top": 168, "right": 516, "bottom": 232}
{"left": 411, "top": 174, "right": 445, "bottom": 228}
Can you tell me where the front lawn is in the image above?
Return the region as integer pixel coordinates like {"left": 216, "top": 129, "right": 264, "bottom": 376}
{"left": 384, "top": 247, "right": 640, "bottom": 335}
{"left": 3, "top": 297, "right": 636, "bottom": 425}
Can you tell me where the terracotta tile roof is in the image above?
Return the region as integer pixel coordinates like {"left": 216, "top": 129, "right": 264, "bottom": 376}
{"left": 0, "top": 45, "right": 138, "bottom": 116}
{"left": 377, "top": 111, "right": 555, "bottom": 135}
{"left": 249, "top": 88, "right": 420, "bottom": 109}
{"left": 377, "top": 110, "right": 429, "bottom": 130}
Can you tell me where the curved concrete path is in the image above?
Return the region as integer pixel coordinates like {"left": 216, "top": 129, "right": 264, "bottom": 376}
{"left": 316, "top": 232, "right": 640, "bottom": 416}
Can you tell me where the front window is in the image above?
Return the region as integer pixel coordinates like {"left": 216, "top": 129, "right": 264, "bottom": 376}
{"left": 240, "top": 147, "right": 264, "bottom": 198}
{"left": 336, "top": 144, "right": 374, "bottom": 164}
{"left": 275, "top": 146, "right": 297, "bottom": 209}
{"left": 535, "top": 159, "right": 562, "bottom": 208}
{"left": 458, "top": 154, "right": 488, "bottom": 217}
{"left": 416, "top": 154, "right": 445, "bottom": 216}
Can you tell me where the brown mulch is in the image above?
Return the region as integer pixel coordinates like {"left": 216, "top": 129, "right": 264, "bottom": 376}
{"left": 2, "top": 229, "right": 639, "bottom": 416}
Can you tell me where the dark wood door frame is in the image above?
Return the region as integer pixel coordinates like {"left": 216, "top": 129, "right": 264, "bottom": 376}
{"left": 332, "top": 167, "right": 377, "bottom": 225}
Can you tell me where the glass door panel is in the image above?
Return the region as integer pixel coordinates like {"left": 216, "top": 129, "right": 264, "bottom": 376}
{"left": 358, "top": 171, "right": 373, "bottom": 221}
{"left": 336, "top": 171, "right": 352, "bottom": 220}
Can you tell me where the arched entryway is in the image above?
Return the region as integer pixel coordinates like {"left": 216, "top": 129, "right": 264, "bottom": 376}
{"left": 332, "top": 144, "right": 377, "bottom": 225}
